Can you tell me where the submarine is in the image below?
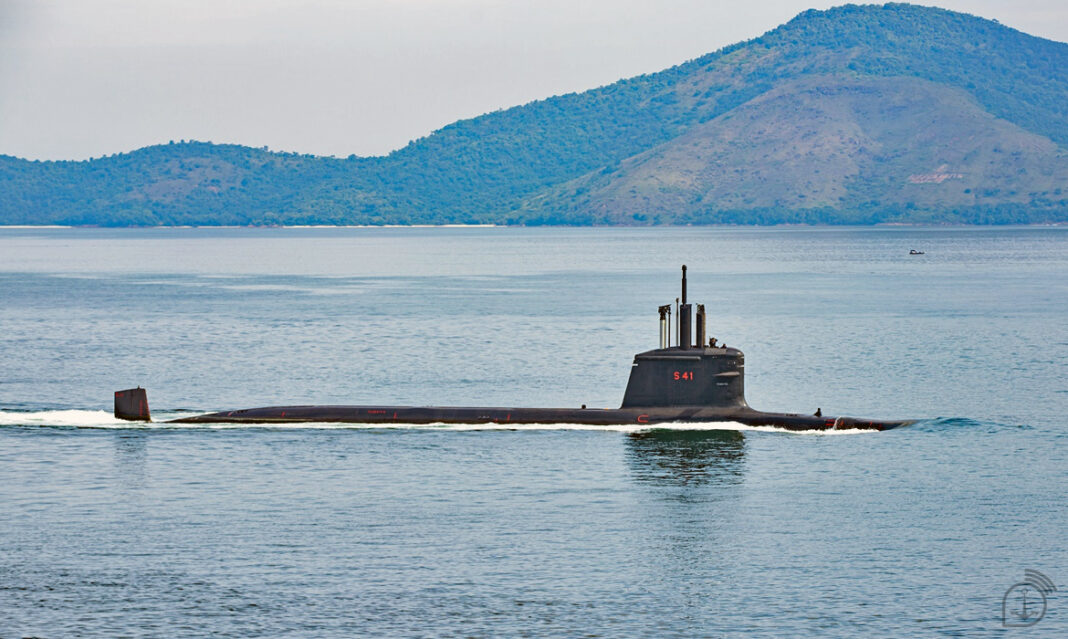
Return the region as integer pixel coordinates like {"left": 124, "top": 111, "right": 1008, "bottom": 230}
{"left": 115, "top": 266, "right": 914, "bottom": 431}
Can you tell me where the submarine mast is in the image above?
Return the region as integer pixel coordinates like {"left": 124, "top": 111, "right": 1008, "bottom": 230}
{"left": 679, "top": 265, "right": 691, "bottom": 349}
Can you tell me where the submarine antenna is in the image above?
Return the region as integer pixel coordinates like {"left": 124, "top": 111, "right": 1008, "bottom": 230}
{"left": 696, "top": 303, "right": 706, "bottom": 349}
{"left": 667, "top": 304, "right": 672, "bottom": 347}
{"left": 681, "top": 264, "right": 687, "bottom": 304}
{"left": 679, "top": 265, "right": 692, "bottom": 349}
{"left": 658, "top": 304, "right": 671, "bottom": 349}
{"left": 675, "top": 297, "right": 680, "bottom": 347}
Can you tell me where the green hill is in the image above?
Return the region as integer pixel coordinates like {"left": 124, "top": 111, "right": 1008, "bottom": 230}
{"left": 527, "top": 75, "right": 1068, "bottom": 224}
{"left": 3, "top": 3, "right": 1068, "bottom": 226}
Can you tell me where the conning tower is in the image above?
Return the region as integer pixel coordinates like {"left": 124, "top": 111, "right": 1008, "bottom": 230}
{"left": 621, "top": 266, "right": 747, "bottom": 409}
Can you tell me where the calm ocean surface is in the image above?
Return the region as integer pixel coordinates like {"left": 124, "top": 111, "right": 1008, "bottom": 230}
{"left": 0, "top": 226, "right": 1065, "bottom": 637}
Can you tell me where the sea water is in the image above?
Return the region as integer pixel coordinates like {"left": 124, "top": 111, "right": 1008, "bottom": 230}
{"left": 0, "top": 226, "right": 1065, "bottom": 637}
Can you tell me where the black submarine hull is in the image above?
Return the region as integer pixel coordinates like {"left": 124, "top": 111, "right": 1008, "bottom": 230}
{"left": 116, "top": 266, "right": 916, "bottom": 432}
{"left": 168, "top": 404, "right": 912, "bottom": 431}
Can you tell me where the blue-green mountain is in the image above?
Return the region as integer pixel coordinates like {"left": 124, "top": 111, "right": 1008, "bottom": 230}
{"left": 3, "top": 3, "right": 1068, "bottom": 226}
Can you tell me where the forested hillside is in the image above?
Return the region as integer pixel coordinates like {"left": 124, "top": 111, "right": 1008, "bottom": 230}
{"left": 3, "top": 3, "right": 1068, "bottom": 226}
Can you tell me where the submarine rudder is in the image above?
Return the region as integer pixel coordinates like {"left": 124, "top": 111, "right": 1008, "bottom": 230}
{"left": 115, "top": 387, "right": 151, "bottom": 422}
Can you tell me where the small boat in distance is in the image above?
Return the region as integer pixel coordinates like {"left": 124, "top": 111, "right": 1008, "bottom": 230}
{"left": 115, "top": 267, "right": 915, "bottom": 431}
{"left": 909, "top": 249, "right": 925, "bottom": 255}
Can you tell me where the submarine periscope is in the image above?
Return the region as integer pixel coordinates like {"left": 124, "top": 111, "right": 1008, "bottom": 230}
{"left": 115, "top": 266, "right": 914, "bottom": 431}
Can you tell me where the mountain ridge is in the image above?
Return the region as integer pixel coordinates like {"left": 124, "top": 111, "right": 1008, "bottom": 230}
{"left": 525, "top": 75, "right": 1068, "bottom": 224}
{"left": 3, "top": 3, "right": 1068, "bottom": 226}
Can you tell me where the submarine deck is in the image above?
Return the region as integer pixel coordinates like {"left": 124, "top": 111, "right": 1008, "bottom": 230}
{"left": 169, "top": 404, "right": 912, "bottom": 431}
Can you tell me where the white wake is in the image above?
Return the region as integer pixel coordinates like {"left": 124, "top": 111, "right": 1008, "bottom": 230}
{"left": 0, "top": 410, "right": 875, "bottom": 435}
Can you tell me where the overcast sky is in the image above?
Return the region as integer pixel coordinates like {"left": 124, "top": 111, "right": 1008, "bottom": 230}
{"left": 2, "top": 0, "right": 1065, "bottom": 160}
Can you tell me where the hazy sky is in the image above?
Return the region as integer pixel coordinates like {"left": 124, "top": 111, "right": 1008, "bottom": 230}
{"left": 2, "top": 1, "right": 1066, "bottom": 160}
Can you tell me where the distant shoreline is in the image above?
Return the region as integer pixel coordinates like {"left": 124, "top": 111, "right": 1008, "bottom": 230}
{"left": 0, "top": 225, "right": 75, "bottom": 229}
{"left": 0, "top": 224, "right": 500, "bottom": 230}
{"left": 1, "top": 222, "right": 1067, "bottom": 230}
